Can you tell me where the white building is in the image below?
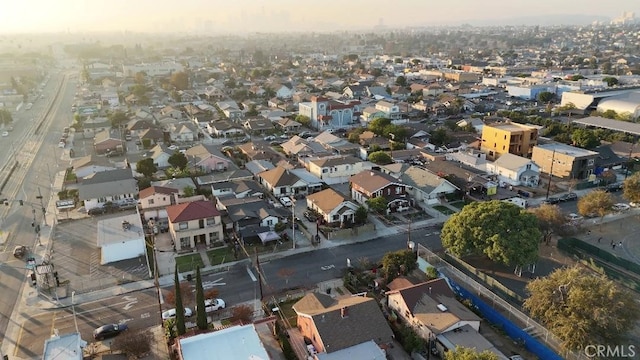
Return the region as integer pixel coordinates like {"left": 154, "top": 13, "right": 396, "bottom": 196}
{"left": 121, "top": 62, "right": 184, "bottom": 77}
{"left": 486, "top": 153, "right": 540, "bottom": 187}
{"left": 97, "top": 213, "right": 146, "bottom": 265}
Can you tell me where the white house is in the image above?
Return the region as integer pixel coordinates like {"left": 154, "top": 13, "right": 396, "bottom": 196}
{"left": 307, "top": 155, "right": 373, "bottom": 185}
{"left": 78, "top": 169, "right": 138, "bottom": 211}
{"left": 375, "top": 100, "right": 401, "bottom": 119}
{"left": 486, "top": 153, "right": 540, "bottom": 187}
{"left": 169, "top": 122, "right": 197, "bottom": 143}
{"left": 97, "top": 213, "right": 146, "bottom": 265}
{"left": 145, "top": 144, "right": 173, "bottom": 169}
{"left": 258, "top": 166, "right": 309, "bottom": 198}
{"left": 166, "top": 200, "right": 223, "bottom": 251}
{"left": 306, "top": 188, "right": 359, "bottom": 226}
{"left": 273, "top": 84, "right": 293, "bottom": 99}
{"left": 397, "top": 166, "right": 459, "bottom": 205}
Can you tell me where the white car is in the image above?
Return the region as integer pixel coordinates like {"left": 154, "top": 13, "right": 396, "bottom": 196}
{"left": 279, "top": 196, "right": 293, "bottom": 207}
{"left": 263, "top": 135, "right": 276, "bottom": 141}
{"left": 168, "top": 145, "right": 178, "bottom": 151}
{"left": 197, "top": 298, "right": 226, "bottom": 313}
{"left": 566, "top": 213, "right": 583, "bottom": 222}
{"left": 161, "top": 307, "right": 193, "bottom": 320}
{"left": 630, "top": 202, "right": 639, "bottom": 208}
{"left": 612, "top": 203, "right": 630, "bottom": 212}
{"left": 1, "top": 131, "right": 8, "bottom": 137}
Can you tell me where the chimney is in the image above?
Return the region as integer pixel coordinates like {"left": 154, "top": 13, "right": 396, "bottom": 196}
{"left": 341, "top": 306, "right": 348, "bottom": 318}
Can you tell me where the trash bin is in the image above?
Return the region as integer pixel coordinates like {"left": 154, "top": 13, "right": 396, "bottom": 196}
{"left": 186, "top": 274, "right": 193, "bottom": 282}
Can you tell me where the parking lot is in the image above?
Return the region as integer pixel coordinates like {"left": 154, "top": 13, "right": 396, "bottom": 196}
{"left": 51, "top": 211, "right": 151, "bottom": 294}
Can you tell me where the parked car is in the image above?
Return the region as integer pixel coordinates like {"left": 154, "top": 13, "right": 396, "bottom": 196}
{"left": 93, "top": 323, "right": 128, "bottom": 340}
{"left": 162, "top": 307, "right": 193, "bottom": 320}
{"left": 559, "top": 192, "right": 578, "bottom": 202}
{"left": 612, "top": 203, "right": 630, "bottom": 212}
{"left": 2, "top": 131, "right": 9, "bottom": 137}
{"left": 264, "top": 135, "right": 276, "bottom": 141}
{"left": 279, "top": 196, "right": 293, "bottom": 207}
{"left": 196, "top": 298, "right": 226, "bottom": 313}
{"left": 303, "top": 210, "right": 317, "bottom": 222}
{"left": 566, "top": 213, "right": 584, "bottom": 223}
{"left": 13, "top": 245, "right": 28, "bottom": 259}
{"left": 87, "top": 207, "right": 106, "bottom": 216}
{"left": 605, "top": 182, "right": 623, "bottom": 192}
{"left": 541, "top": 197, "right": 560, "bottom": 205}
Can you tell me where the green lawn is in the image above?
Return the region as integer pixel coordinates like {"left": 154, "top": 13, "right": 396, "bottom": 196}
{"left": 449, "top": 201, "right": 467, "bottom": 210}
{"left": 275, "top": 299, "right": 299, "bottom": 328}
{"left": 175, "top": 253, "right": 204, "bottom": 272}
{"left": 207, "top": 246, "right": 235, "bottom": 266}
{"left": 433, "top": 205, "right": 456, "bottom": 215}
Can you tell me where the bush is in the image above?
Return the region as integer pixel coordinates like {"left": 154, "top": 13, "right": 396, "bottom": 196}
{"left": 112, "top": 330, "right": 152, "bottom": 358}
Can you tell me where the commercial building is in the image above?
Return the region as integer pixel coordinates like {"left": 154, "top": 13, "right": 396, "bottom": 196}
{"left": 480, "top": 121, "right": 539, "bottom": 160}
{"left": 532, "top": 143, "right": 598, "bottom": 180}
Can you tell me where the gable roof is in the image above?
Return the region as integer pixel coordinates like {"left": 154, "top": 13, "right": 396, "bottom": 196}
{"left": 78, "top": 169, "right": 137, "bottom": 200}
{"left": 349, "top": 169, "right": 400, "bottom": 194}
{"left": 259, "top": 166, "right": 301, "bottom": 187}
{"left": 492, "top": 153, "right": 533, "bottom": 171}
{"left": 225, "top": 200, "right": 279, "bottom": 222}
{"left": 293, "top": 293, "right": 394, "bottom": 353}
{"left": 307, "top": 188, "right": 350, "bottom": 213}
{"left": 310, "top": 155, "right": 361, "bottom": 168}
{"left": 138, "top": 185, "right": 178, "bottom": 200}
{"left": 400, "top": 166, "right": 458, "bottom": 192}
{"left": 166, "top": 200, "right": 220, "bottom": 223}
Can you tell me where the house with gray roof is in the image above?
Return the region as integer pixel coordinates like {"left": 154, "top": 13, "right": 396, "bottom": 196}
{"left": 211, "top": 179, "right": 264, "bottom": 200}
{"left": 145, "top": 143, "right": 173, "bottom": 169}
{"left": 245, "top": 159, "right": 275, "bottom": 178}
{"left": 394, "top": 166, "right": 459, "bottom": 205}
{"left": 151, "top": 177, "right": 197, "bottom": 195}
{"left": 78, "top": 168, "right": 138, "bottom": 211}
{"left": 486, "top": 152, "right": 540, "bottom": 187}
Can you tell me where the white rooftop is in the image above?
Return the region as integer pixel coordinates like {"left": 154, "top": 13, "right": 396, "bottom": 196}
{"left": 43, "top": 333, "right": 86, "bottom": 360}
{"left": 316, "top": 340, "right": 386, "bottom": 360}
{"left": 97, "top": 213, "right": 144, "bottom": 247}
{"left": 179, "top": 324, "right": 270, "bottom": 360}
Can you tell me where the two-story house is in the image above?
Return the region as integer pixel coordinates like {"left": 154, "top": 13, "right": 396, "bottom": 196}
{"left": 166, "top": 200, "right": 223, "bottom": 251}
{"left": 78, "top": 168, "right": 138, "bottom": 211}
{"left": 307, "top": 155, "right": 373, "bottom": 185}
{"left": 486, "top": 152, "right": 540, "bottom": 187}
{"left": 350, "top": 169, "right": 410, "bottom": 213}
{"left": 531, "top": 143, "right": 598, "bottom": 180}
{"left": 480, "top": 121, "right": 540, "bottom": 160}
{"left": 306, "top": 188, "right": 359, "bottom": 226}
{"left": 375, "top": 100, "right": 401, "bottom": 119}
{"left": 137, "top": 185, "right": 178, "bottom": 221}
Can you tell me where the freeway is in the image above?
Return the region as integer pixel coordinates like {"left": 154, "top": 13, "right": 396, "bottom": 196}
{"left": 0, "top": 69, "right": 77, "bottom": 350}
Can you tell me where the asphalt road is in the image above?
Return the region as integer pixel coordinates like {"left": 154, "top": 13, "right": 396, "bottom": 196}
{"left": 14, "top": 288, "right": 160, "bottom": 358}
{"left": 0, "top": 70, "right": 76, "bottom": 347}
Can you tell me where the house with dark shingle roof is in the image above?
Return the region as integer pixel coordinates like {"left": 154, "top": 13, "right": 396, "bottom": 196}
{"left": 258, "top": 166, "right": 308, "bottom": 198}
{"left": 78, "top": 168, "right": 138, "bottom": 211}
{"left": 306, "top": 188, "right": 359, "bottom": 226}
{"left": 349, "top": 169, "right": 410, "bottom": 213}
{"left": 293, "top": 292, "right": 394, "bottom": 355}
{"left": 388, "top": 165, "right": 459, "bottom": 205}
{"left": 386, "top": 278, "right": 481, "bottom": 342}
{"left": 307, "top": 155, "right": 373, "bottom": 185}
{"left": 166, "top": 200, "right": 223, "bottom": 251}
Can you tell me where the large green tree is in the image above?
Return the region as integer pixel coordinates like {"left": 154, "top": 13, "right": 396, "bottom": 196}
{"left": 623, "top": 172, "right": 640, "bottom": 204}
{"left": 368, "top": 117, "right": 391, "bottom": 136}
{"left": 571, "top": 129, "right": 599, "bottom": 149}
{"left": 168, "top": 152, "right": 188, "bottom": 170}
{"left": 195, "top": 267, "right": 207, "bottom": 330}
{"left": 577, "top": 190, "right": 614, "bottom": 220}
{"left": 441, "top": 201, "right": 540, "bottom": 271}
{"left": 537, "top": 91, "right": 554, "bottom": 103}
{"left": 444, "top": 346, "right": 499, "bottom": 360}
{"left": 174, "top": 264, "right": 186, "bottom": 335}
{"left": 602, "top": 76, "right": 619, "bottom": 87}
{"left": 381, "top": 249, "right": 417, "bottom": 281}
{"left": 368, "top": 151, "right": 393, "bottom": 165}
{"left": 136, "top": 158, "right": 157, "bottom": 178}
{"left": 108, "top": 110, "right": 129, "bottom": 127}
{"left": 524, "top": 266, "right": 640, "bottom": 351}
{"left": 366, "top": 197, "right": 388, "bottom": 214}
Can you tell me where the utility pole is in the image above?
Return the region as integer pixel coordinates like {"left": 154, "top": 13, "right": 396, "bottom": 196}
{"left": 37, "top": 187, "right": 47, "bottom": 226}
{"left": 545, "top": 149, "right": 556, "bottom": 200}
{"left": 152, "top": 232, "right": 164, "bottom": 324}
{"left": 291, "top": 199, "right": 296, "bottom": 250}
{"left": 255, "top": 248, "right": 263, "bottom": 301}
{"left": 625, "top": 138, "right": 636, "bottom": 180}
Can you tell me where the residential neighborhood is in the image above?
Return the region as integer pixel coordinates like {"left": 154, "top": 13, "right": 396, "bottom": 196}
{"left": 2, "top": 9, "right": 640, "bottom": 360}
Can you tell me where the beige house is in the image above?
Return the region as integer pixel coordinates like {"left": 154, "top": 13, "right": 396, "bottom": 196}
{"left": 307, "top": 155, "right": 372, "bottom": 185}
{"left": 531, "top": 143, "right": 598, "bottom": 180}
{"left": 306, "top": 188, "right": 359, "bottom": 226}
{"left": 166, "top": 200, "right": 223, "bottom": 251}
{"left": 386, "top": 278, "right": 481, "bottom": 339}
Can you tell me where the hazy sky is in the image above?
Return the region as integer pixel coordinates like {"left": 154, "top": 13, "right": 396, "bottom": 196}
{"left": 1, "top": 0, "right": 639, "bottom": 34}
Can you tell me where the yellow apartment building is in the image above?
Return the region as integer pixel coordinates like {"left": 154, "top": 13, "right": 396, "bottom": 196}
{"left": 481, "top": 121, "right": 540, "bottom": 160}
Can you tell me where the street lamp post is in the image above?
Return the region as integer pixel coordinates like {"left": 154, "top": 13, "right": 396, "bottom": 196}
{"left": 291, "top": 198, "right": 296, "bottom": 250}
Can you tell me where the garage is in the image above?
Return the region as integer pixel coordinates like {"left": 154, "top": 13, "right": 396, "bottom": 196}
{"left": 97, "top": 214, "right": 146, "bottom": 265}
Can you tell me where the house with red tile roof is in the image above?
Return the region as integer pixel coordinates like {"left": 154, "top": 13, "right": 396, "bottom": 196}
{"left": 166, "top": 200, "right": 223, "bottom": 251}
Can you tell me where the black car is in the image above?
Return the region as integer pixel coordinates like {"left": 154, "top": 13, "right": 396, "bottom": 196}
{"left": 605, "top": 183, "right": 623, "bottom": 192}
{"left": 93, "top": 323, "right": 128, "bottom": 340}
{"left": 541, "top": 197, "right": 561, "bottom": 205}
{"left": 559, "top": 192, "right": 578, "bottom": 202}
{"left": 87, "top": 207, "right": 106, "bottom": 216}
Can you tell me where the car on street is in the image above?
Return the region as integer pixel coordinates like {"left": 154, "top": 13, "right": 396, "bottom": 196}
{"left": 541, "top": 197, "right": 561, "bottom": 205}
{"left": 162, "top": 307, "right": 193, "bottom": 320}
{"left": 264, "top": 135, "right": 276, "bottom": 141}
{"left": 13, "top": 245, "right": 28, "bottom": 259}
{"left": 605, "top": 182, "right": 623, "bottom": 192}
{"left": 303, "top": 210, "right": 317, "bottom": 222}
{"left": 280, "top": 196, "right": 293, "bottom": 207}
{"left": 2, "top": 131, "right": 9, "bottom": 137}
{"left": 566, "top": 213, "right": 584, "bottom": 223}
{"left": 93, "top": 323, "right": 128, "bottom": 340}
{"left": 559, "top": 192, "right": 578, "bottom": 202}
{"left": 612, "top": 203, "right": 630, "bottom": 212}
{"left": 197, "top": 298, "right": 226, "bottom": 313}
{"left": 87, "top": 207, "right": 107, "bottom": 216}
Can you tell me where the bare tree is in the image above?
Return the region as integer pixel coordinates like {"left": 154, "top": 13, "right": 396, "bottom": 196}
{"left": 230, "top": 304, "right": 254, "bottom": 324}
{"left": 112, "top": 330, "right": 152, "bottom": 358}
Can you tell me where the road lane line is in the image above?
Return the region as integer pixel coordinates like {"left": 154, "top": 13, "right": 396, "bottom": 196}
{"left": 247, "top": 267, "right": 257, "bottom": 282}
{"left": 50, "top": 311, "right": 56, "bottom": 336}
{"left": 13, "top": 321, "right": 25, "bottom": 357}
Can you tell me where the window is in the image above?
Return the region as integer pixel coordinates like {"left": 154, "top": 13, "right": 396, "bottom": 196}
{"left": 209, "top": 232, "right": 219, "bottom": 241}
{"left": 322, "top": 168, "right": 328, "bottom": 173}
{"left": 396, "top": 187, "right": 402, "bottom": 195}
{"left": 587, "top": 159, "right": 595, "bottom": 166}
{"left": 179, "top": 222, "right": 188, "bottom": 230}
{"left": 148, "top": 199, "right": 154, "bottom": 205}
{"left": 180, "top": 237, "right": 190, "bottom": 248}
{"left": 387, "top": 188, "right": 391, "bottom": 195}
{"left": 206, "top": 217, "right": 216, "bottom": 226}
{"left": 199, "top": 219, "right": 205, "bottom": 229}
{"left": 333, "top": 215, "right": 339, "bottom": 221}
{"left": 526, "top": 164, "right": 531, "bottom": 170}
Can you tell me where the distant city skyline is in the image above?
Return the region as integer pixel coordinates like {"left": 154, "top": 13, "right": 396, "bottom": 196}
{"left": 1, "top": 0, "right": 639, "bottom": 34}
